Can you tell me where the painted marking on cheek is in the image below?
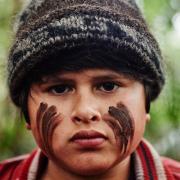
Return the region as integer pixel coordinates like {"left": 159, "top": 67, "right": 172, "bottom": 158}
{"left": 36, "top": 102, "right": 60, "bottom": 156}
{"left": 107, "top": 103, "right": 135, "bottom": 153}
{"left": 36, "top": 102, "right": 48, "bottom": 137}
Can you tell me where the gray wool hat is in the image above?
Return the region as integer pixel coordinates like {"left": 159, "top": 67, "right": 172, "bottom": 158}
{"left": 8, "top": 0, "right": 165, "bottom": 107}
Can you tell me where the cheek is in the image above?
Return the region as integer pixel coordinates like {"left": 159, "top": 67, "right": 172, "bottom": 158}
{"left": 122, "top": 84, "right": 146, "bottom": 114}
{"left": 30, "top": 102, "right": 62, "bottom": 157}
{"left": 105, "top": 103, "right": 135, "bottom": 155}
{"left": 51, "top": 124, "right": 69, "bottom": 153}
{"left": 130, "top": 99, "right": 146, "bottom": 121}
{"left": 123, "top": 88, "right": 147, "bottom": 141}
{"left": 130, "top": 113, "right": 147, "bottom": 152}
{"left": 129, "top": 93, "right": 147, "bottom": 144}
{"left": 128, "top": 100, "right": 147, "bottom": 149}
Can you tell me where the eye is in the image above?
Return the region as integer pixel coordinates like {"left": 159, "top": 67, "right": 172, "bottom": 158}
{"left": 97, "top": 82, "right": 120, "bottom": 92}
{"left": 48, "top": 84, "right": 73, "bottom": 95}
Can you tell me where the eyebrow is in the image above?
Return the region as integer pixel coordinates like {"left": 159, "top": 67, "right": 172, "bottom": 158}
{"left": 41, "top": 76, "right": 75, "bottom": 84}
{"left": 40, "top": 73, "right": 129, "bottom": 85}
{"left": 90, "top": 75, "right": 124, "bottom": 83}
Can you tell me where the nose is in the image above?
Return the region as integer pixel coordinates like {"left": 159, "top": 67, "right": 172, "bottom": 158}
{"left": 71, "top": 95, "right": 101, "bottom": 124}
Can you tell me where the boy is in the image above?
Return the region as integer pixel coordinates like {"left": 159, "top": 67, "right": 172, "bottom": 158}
{"left": 0, "top": 0, "right": 180, "bottom": 179}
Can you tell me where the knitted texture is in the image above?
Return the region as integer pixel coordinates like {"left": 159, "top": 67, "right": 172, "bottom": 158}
{"left": 8, "top": 0, "right": 165, "bottom": 107}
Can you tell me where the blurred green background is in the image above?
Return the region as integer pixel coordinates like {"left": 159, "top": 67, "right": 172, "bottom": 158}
{"left": 0, "top": 0, "right": 180, "bottom": 161}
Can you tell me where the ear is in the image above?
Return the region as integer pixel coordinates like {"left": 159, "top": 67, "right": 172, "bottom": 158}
{"left": 25, "top": 123, "right": 31, "bottom": 130}
{"left": 145, "top": 113, "right": 151, "bottom": 123}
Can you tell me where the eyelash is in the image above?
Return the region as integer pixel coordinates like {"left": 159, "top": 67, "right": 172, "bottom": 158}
{"left": 47, "top": 81, "right": 121, "bottom": 95}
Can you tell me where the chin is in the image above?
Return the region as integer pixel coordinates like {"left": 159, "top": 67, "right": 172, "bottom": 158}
{"left": 68, "top": 157, "right": 114, "bottom": 176}
{"left": 54, "top": 149, "right": 119, "bottom": 176}
{"left": 72, "top": 164, "right": 110, "bottom": 176}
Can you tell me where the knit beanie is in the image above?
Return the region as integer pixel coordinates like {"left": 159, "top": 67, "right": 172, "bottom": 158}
{"left": 8, "top": 0, "right": 165, "bottom": 107}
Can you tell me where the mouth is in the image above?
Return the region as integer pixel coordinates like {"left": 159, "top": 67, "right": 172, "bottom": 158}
{"left": 70, "top": 130, "right": 107, "bottom": 148}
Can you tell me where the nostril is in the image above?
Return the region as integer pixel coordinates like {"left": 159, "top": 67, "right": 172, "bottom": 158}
{"left": 91, "top": 116, "right": 98, "bottom": 121}
{"left": 73, "top": 117, "right": 81, "bottom": 122}
{"left": 71, "top": 109, "right": 101, "bottom": 123}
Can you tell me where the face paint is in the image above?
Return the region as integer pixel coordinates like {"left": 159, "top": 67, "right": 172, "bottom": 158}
{"left": 36, "top": 102, "right": 60, "bottom": 156}
{"left": 106, "top": 103, "right": 134, "bottom": 154}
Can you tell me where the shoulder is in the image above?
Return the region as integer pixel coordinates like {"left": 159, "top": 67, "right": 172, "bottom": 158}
{"left": 161, "top": 157, "right": 180, "bottom": 180}
{"left": 0, "top": 154, "right": 29, "bottom": 179}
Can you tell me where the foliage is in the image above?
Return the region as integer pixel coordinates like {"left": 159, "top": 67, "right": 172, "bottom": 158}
{"left": 142, "top": 0, "right": 180, "bottom": 159}
{"left": 0, "top": 0, "right": 179, "bottom": 161}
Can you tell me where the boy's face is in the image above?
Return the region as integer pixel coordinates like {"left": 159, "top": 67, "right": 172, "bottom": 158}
{"left": 28, "top": 68, "right": 149, "bottom": 176}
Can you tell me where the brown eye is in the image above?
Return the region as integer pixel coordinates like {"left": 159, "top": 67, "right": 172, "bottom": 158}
{"left": 49, "top": 85, "right": 73, "bottom": 95}
{"left": 98, "top": 82, "right": 119, "bottom": 92}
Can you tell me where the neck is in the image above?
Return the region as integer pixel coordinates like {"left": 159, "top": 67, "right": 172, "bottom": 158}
{"left": 41, "top": 156, "right": 131, "bottom": 180}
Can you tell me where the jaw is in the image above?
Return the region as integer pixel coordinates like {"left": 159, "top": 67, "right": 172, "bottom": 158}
{"left": 47, "top": 153, "right": 131, "bottom": 180}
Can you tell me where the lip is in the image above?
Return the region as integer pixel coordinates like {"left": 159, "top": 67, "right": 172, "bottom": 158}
{"left": 70, "top": 130, "right": 107, "bottom": 148}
